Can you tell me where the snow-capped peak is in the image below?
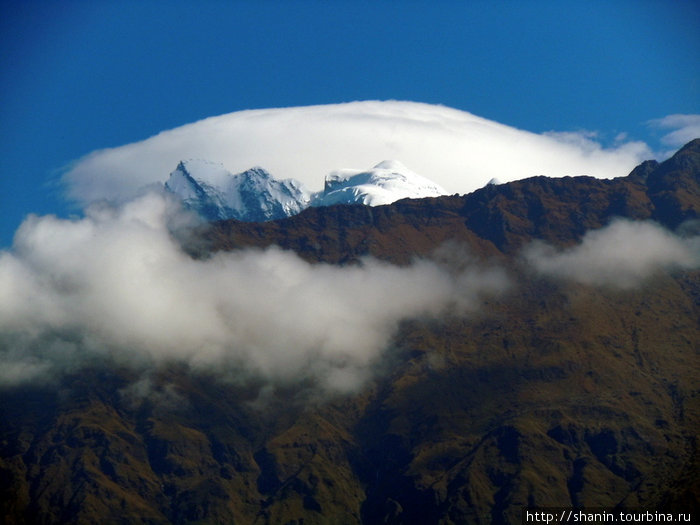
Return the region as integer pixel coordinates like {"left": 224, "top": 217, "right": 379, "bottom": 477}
{"left": 165, "top": 158, "right": 447, "bottom": 222}
{"left": 313, "top": 160, "right": 447, "bottom": 207}
{"left": 373, "top": 160, "right": 408, "bottom": 171}
{"left": 164, "top": 159, "right": 311, "bottom": 222}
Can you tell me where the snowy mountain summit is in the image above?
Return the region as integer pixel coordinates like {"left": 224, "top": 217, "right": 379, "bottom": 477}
{"left": 313, "top": 160, "right": 446, "bottom": 207}
{"left": 165, "top": 159, "right": 311, "bottom": 222}
{"left": 165, "top": 158, "right": 447, "bottom": 222}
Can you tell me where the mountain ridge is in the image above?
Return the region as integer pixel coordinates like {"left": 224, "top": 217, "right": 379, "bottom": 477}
{"left": 202, "top": 139, "right": 700, "bottom": 262}
{"left": 165, "top": 158, "right": 448, "bottom": 222}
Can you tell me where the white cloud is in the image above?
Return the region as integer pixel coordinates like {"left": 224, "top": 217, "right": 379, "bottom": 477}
{"left": 647, "top": 114, "right": 700, "bottom": 154}
{"left": 0, "top": 191, "right": 508, "bottom": 393}
{"left": 62, "top": 101, "right": 653, "bottom": 205}
{"left": 524, "top": 219, "right": 700, "bottom": 288}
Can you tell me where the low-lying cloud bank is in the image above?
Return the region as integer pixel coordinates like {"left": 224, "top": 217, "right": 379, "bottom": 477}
{"left": 0, "top": 192, "right": 508, "bottom": 392}
{"left": 0, "top": 193, "right": 700, "bottom": 392}
{"left": 2, "top": 193, "right": 698, "bottom": 394}
{"left": 525, "top": 219, "right": 700, "bottom": 288}
{"left": 62, "top": 101, "right": 659, "bottom": 205}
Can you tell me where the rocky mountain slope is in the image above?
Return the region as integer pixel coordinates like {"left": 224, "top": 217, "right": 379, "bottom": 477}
{"left": 1, "top": 140, "right": 698, "bottom": 524}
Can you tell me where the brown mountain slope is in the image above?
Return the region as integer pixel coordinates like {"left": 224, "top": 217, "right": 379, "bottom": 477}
{"left": 2, "top": 273, "right": 697, "bottom": 524}
{"left": 1, "top": 140, "right": 698, "bottom": 524}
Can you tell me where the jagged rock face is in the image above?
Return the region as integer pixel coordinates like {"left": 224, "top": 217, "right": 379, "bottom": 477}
{"left": 645, "top": 139, "right": 700, "bottom": 228}
{"left": 1, "top": 140, "right": 699, "bottom": 524}
{"left": 164, "top": 159, "right": 311, "bottom": 222}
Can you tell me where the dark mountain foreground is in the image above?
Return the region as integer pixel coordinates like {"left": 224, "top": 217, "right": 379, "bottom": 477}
{"left": 2, "top": 140, "right": 699, "bottom": 524}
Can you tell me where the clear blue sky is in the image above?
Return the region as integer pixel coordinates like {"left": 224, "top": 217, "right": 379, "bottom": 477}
{"left": 1, "top": 0, "right": 698, "bottom": 246}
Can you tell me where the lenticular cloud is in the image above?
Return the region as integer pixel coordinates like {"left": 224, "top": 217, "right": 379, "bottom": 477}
{"left": 62, "top": 101, "right": 652, "bottom": 205}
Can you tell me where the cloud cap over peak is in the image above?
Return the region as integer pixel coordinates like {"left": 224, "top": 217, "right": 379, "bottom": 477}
{"left": 62, "top": 101, "right": 653, "bottom": 207}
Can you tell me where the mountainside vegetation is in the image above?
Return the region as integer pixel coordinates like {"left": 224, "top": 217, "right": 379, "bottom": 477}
{"left": 1, "top": 140, "right": 698, "bottom": 524}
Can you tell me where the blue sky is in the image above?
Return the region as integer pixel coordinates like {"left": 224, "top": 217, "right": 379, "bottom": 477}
{"left": 1, "top": 0, "right": 699, "bottom": 247}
